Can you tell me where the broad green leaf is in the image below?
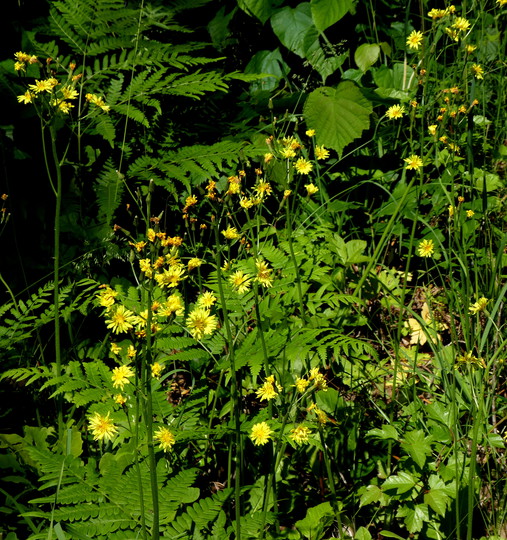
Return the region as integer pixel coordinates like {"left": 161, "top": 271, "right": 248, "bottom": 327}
{"left": 245, "top": 48, "right": 289, "bottom": 92}
{"left": 424, "top": 488, "right": 449, "bottom": 516}
{"left": 397, "top": 503, "right": 429, "bottom": 533}
{"left": 366, "top": 424, "right": 399, "bottom": 441}
{"left": 378, "top": 532, "right": 405, "bottom": 540}
{"left": 373, "top": 63, "right": 417, "bottom": 100}
{"left": 303, "top": 82, "right": 372, "bottom": 156}
{"left": 310, "top": 0, "right": 353, "bottom": 31}
{"left": 359, "top": 484, "right": 382, "bottom": 507}
{"left": 354, "top": 526, "right": 372, "bottom": 540}
{"left": 354, "top": 43, "right": 380, "bottom": 71}
{"left": 237, "top": 0, "right": 283, "bottom": 24}
{"left": 271, "top": 4, "right": 314, "bottom": 58}
{"left": 401, "top": 429, "right": 432, "bottom": 469}
{"left": 382, "top": 471, "right": 417, "bottom": 495}
{"left": 295, "top": 502, "right": 334, "bottom": 538}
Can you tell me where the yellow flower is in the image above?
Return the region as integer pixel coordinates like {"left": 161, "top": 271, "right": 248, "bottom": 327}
{"left": 240, "top": 197, "right": 254, "bottom": 209}
{"left": 448, "top": 205, "right": 455, "bottom": 217}
{"left": 222, "top": 226, "right": 240, "bottom": 240}
{"left": 280, "top": 147, "right": 297, "bottom": 158}
{"left": 151, "top": 362, "right": 164, "bottom": 378}
{"left": 184, "top": 195, "right": 198, "bottom": 208}
{"left": 88, "top": 412, "right": 118, "bottom": 442}
{"left": 127, "top": 345, "right": 137, "bottom": 358}
{"left": 255, "top": 379, "right": 278, "bottom": 401}
{"left": 305, "top": 183, "right": 319, "bottom": 196}
{"left": 469, "top": 297, "right": 488, "bottom": 314}
{"left": 187, "top": 257, "right": 203, "bottom": 270}
{"left": 428, "top": 124, "right": 437, "bottom": 136}
{"left": 471, "top": 64, "right": 483, "bottom": 80}
{"left": 186, "top": 308, "right": 218, "bottom": 340}
{"left": 283, "top": 190, "right": 292, "bottom": 199}
{"left": 456, "top": 351, "right": 486, "bottom": 369}
{"left": 105, "top": 305, "right": 137, "bottom": 334}
{"left": 110, "top": 342, "right": 122, "bottom": 355}
{"left": 404, "top": 154, "right": 423, "bottom": 170}
{"left": 111, "top": 364, "right": 135, "bottom": 390}
{"left": 17, "top": 91, "right": 34, "bottom": 104}
{"left": 428, "top": 8, "right": 447, "bottom": 18}
{"left": 229, "top": 270, "right": 252, "bottom": 294}
{"left": 14, "top": 51, "right": 31, "bottom": 63}
{"left": 465, "top": 44, "right": 477, "bottom": 54}
{"left": 497, "top": 0, "right": 507, "bottom": 5}
{"left": 294, "top": 377, "right": 310, "bottom": 393}
{"left": 197, "top": 291, "right": 217, "bottom": 309}
{"left": 264, "top": 152, "right": 274, "bottom": 163}
{"left": 114, "top": 394, "right": 127, "bottom": 405}
{"left": 309, "top": 367, "right": 328, "bottom": 391}
{"left": 406, "top": 30, "right": 423, "bottom": 50}
{"left": 28, "top": 79, "right": 54, "bottom": 93}
{"left": 315, "top": 145, "right": 330, "bottom": 160}
{"left": 385, "top": 104, "right": 405, "bottom": 119}
{"left": 154, "top": 427, "right": 176, "bottom": 452}
{"left": 158, "top": 294, "right": 184, "bottom": 317}
{"left": 289, "top": 425, "right": 311, "bottom": 445}
{"left": 306, "top": 129, "right": 316, "bottom": 137}
{"left": 254, "top": 181, "right": 273, "bottom": 198}
{"left": 61, "top": 86, "right": 79, "bottom": 100}
{"left": 453, "top": 17, "right": 470, "bottom": 32}
{"left": 139, "top": 258, "right": 153, "bottom": 278}
{"left": 155, "top": 265, "right": 186, "bottom": 288}
{"left": 97, "top": 286, "right": 118, "bottom": 309}
{"left": 417, "top": 239, "right": 434, "bottom": 257}
{"left": 295, "top": 158, "right": 313, "bottom": 175}
{"left": 255, "top": 259, "right": 274, "bottom": 288}
{"left": 466, "top": 209, "right": 475, "bottom": 218}
{"left": 250, "top": 422, "right": 272, "bottom": 446}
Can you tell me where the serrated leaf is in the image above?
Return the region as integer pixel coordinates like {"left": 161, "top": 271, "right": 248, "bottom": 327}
{"left": 424, "top": 488, "right": 449, "bottom": 516}
{"left": 354, "top": 43, "right": 380, "bottom": 71}
{"left": 367, "top": 424, "right": 399, "bottom": 441}
{"left": 401, "top": 429, "right": 432, "bottom": 469}
{"left": 359, "top": 484, "right": 382, "bottom": 507}
{"left": 311, "top": 0, "right": 353, "bottom": 31}
{"left": 303, "top": 82, "right": 372, "bottom": 157}
{"left": 382, "top": 471, "right": 417, "bottom": 495}
{"left": 396, "top": 503, "right": 429, "bottom": 533}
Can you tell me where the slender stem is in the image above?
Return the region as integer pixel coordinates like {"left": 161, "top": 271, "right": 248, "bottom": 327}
{"left": 49, "top": 125, "right": 63, "bottom": 434}
{"left": 213, "top": 222, "right": 242, "bottom": 540}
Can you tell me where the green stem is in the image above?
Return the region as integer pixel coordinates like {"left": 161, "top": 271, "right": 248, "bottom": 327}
{"left": 213, "top": 223, "right": 242, "bottom": 540}
{"left": 49, "top": 124, "right": 63, "bottom": 434}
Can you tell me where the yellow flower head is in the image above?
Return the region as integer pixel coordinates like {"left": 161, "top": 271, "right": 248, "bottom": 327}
{"left": 105, "top": 305, "right": 137, "bottom": 334}
{"left": 294, "top": 377, "right": 310, "bottom": 393}
{"left": 255, "top": 379, "right": 278, "bottom": 401}
{"left": 385, "top": 104, "right": 405, "bottom": 119}
{"left": 466, "top": 209, "right": 475, "bottom": 218}
{"left": 315, "top": 145, "right": 330, "bottom": 160}
{"left": 111, "top": 364, "right": 135, "bottom": 390}
{"left": 186, "top": 308, "right": 218, "bottom": 340}
{"left": 306, "top": 129, "right": 316, "bottom": 137}
{"left": 151, "top": 362, "right": 164, "bottom": 379}
{"left": 229, "top": 270, "right": 252, "bottom": 294}
{"left": 17, "top": 91, "right": 34, "bottom": 104}
{"left": 471, "top": 64, "right": 484, "bottom": 80}
{"left": 452, "top": 17, "right": 470, "bottom": 32}
{"left": 187, "top": 257, "right": 203, "bottom": 271}
{"left": 404, "top": 154, "right": 423, "bottom": 170}
{"left": 406, "top": 30, "right": 423, "bottom": 50}
{"left": 305, "top": 183, "right": 319, "bottom": 196}
{"left": 114, "top": 394, "right": 127, "bottom": 405}
{"left": 417, "top": 239, "right": 435, "bottom": 258}
{"left": 110, "top": 342, "right": 122, "bottom": 355}
{"left": 254, "top": 180, "right": 273, "bottom": 198}
{"left": 255, "top": 259, "right": 274, "bottom": 288}
{"left": 222, "top": 226, "right": 240, "bottom": 240}
{"left": 290, "top": 425, "right": 312, "bottom": 445}
{"left": 88, "top": 412, "right": 118, "bottom": 442}
{"left": 295, "top": 158, "right": 313, "bottom": 175}
{"left": 428, "top": 124, "right": 438, "bottom": 136}
{"left": 155, "top": 265, "right": 186, "bottom": 289}
{"left": 197, "top": 291, "right": 217, "bottom": 309}
{"left": 159, "top": 294, "right": 184, "bottom": 317}
{"left": 469, "top": 297, "right": 488, "bottom": 314}
{"left": 309, "top": 367, "right": 328, "bottom": 391}
{"left": 250, "top": 422, "right": 272, "bottom": 446}
{"left": 154, "top": 427, "right": 176, "bottom": 452}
